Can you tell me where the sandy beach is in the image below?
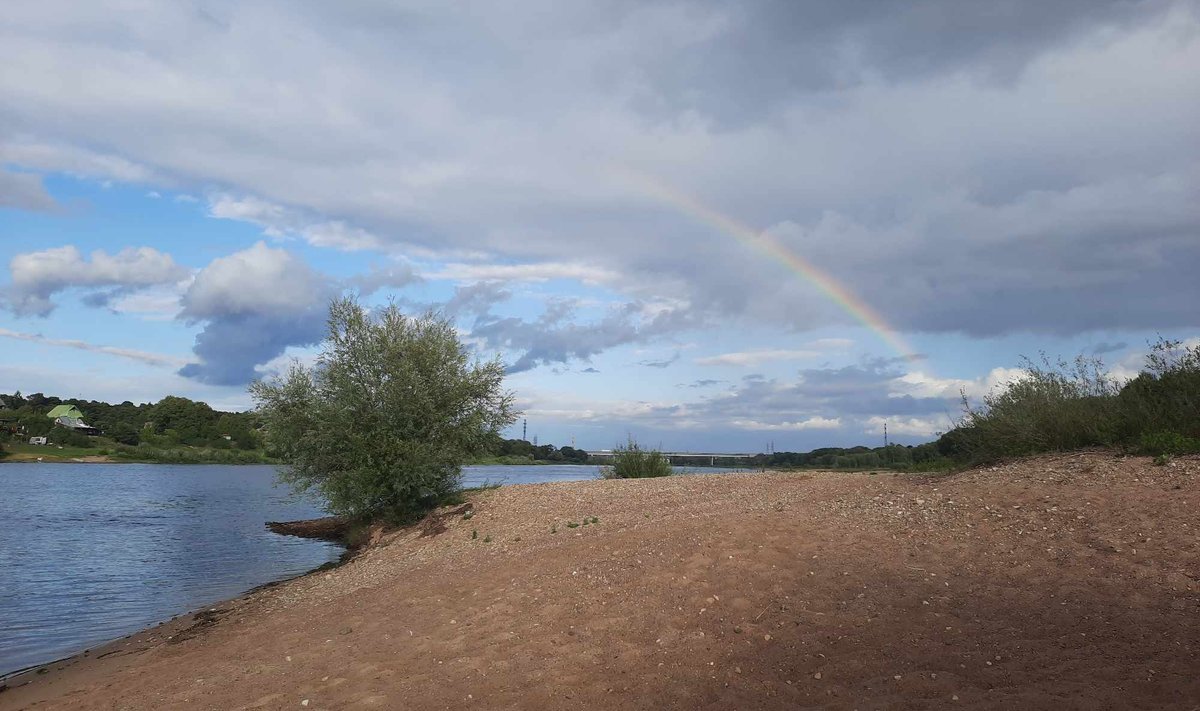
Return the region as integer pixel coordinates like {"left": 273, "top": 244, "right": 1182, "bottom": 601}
{"left": 2, "top": 452, "right": 1197, "bottom": 710}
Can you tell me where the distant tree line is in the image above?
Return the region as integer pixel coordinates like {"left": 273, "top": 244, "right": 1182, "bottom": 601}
{"left": 747, "top": 442, "right": 946, "bottom": 471}
{"left": 484, "top": 434, "right": 590, "bottom": 463}
{"left": 0, "top": 392, "right": 263, "bottom": 451}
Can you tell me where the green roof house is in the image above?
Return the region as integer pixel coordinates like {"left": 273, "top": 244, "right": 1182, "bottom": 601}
{"left": 47, "top": 404, "right": 101, "bottom": 435}
{"left": 46, "top": 405, "right": 86, "bottom": 421}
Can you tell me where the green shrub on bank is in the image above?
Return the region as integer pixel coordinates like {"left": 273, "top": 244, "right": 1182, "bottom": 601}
{"left": 600, "top": 439, "right": 672, "bottom": 479}
{"left": 942, "top": 338, "right": 1200, "bottom": 464}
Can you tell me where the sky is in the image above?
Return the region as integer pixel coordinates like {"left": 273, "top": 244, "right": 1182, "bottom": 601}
{"left": 1, "top": 0, "right": 1198, "bottom": 452}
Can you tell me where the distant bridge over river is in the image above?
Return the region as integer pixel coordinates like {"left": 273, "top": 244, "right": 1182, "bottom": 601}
{"left": 585, "top": 450, "right": 758, "bottom": 467}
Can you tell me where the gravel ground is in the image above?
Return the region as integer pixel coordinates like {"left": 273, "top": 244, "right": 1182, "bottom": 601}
{"left": 3, "top": 451, "right": 1197, "bottom": 710}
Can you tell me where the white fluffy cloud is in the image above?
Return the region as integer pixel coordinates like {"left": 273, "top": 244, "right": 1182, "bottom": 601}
{"left": 181, "top": 241, "right": 329, "bottom": 319}
{"left": 5, "top": 245, "right": 187, "bottom": 316}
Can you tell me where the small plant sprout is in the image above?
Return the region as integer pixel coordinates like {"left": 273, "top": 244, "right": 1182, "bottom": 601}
{"left": 589, "top": 516, "right": 599, "bottom": 524}
{"left": 471, "top": 529, "right": 478, "bottom": 540}
{"left": 566, "top": 521, "right": 579, "bottom": 529}
{"left": 551, "top": 525, "right": 557, "bottom": 534}
{"left": 462, "top": 509, "right": 474, "bottom": 520}
{"left": 483, "top": 535, "right": 492, "bottom": 543}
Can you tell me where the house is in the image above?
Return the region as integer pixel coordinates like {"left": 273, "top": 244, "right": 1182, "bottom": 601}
{"left": 29, "top": 436, "right": 48, "bottom": 445}
{"left": 46, "top": 404, "right": 102, "bottom": 436}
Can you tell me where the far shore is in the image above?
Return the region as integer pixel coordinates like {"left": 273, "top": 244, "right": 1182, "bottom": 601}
{"left": 3, "top": 452, "right": 1197, "bottom": 710}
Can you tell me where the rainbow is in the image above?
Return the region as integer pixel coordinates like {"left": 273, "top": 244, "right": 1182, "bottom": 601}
{"left": 621, "top": 170, "right": 920, "bottom": 362}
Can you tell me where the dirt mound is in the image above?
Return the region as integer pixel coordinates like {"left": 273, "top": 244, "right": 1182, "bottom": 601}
{"left": 4, "top": 452, "right": 1197, "bottom": 710}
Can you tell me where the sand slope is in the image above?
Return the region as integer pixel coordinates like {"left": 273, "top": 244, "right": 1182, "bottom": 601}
{"left": 2, "top": 452, "right": 1198, "bottom": 710}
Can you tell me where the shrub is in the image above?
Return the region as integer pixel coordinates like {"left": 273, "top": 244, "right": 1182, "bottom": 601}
{"left": 51, "top": 426, "right": 94, "bottom": 448}
{"left": 250, "top": 297, "right": 517, "bottom": 522}
{"left": 1117, "top": 339, "right": 1200, "bottom": 442}
{"left": 600, "top": 439, "right": 673, "bottom": 479}
{"left": 939, "top": 338, "right": 1200, "bottom": 465}
{"left": 953, "top": 354, "right": 1121, "bottom": 464}
{"left": 1137, "top": 431, "right": 1200, "bottom": 457}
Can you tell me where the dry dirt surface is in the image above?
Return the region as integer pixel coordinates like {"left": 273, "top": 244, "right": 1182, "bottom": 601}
{"left": 2, "top": 452, "right": 1198, "bottom": 710}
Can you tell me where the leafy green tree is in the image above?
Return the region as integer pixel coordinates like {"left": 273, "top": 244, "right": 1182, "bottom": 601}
{"left": 250, "top": 297, "right": 517, "bottom": 521}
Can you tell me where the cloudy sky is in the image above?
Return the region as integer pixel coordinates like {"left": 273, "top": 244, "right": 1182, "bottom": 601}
{"left": 1, "top": 0, "right": 1197, "bottom": 451}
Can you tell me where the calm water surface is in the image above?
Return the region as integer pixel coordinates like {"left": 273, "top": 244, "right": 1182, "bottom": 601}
{"left": 462, "top": 463, "right": 743, "bottom": 487}
{"left": 0, "top": 462, "right": 741, "bottom": 677}
{"left": 0, "top": 463, "right": 341, "bottom": 677}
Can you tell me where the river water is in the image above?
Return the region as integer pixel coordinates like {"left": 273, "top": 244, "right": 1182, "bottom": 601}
{"left": 0, "top": 461, "right": 740, "bottom": 677}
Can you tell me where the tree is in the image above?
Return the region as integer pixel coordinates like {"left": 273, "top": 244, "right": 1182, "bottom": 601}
{"left": 250, "top": 297, "right": 517, "bottom": 521}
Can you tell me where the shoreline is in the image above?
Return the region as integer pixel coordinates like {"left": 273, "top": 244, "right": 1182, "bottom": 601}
{"left": 3, "top": 453, "right": 1197, "bottom": 709}
{"left": 0, "top": 519, "right": 352, "bottom": 687}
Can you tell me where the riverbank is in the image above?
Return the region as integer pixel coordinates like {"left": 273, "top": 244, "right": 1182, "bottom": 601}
{"left": 0, "top": 442, "right": 274, "bottom": 465}
{"left": 3, "top": 452, "right": 1198, "bottom": 709}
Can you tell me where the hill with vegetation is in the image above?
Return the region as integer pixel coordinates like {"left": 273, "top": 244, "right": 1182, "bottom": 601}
{"left": 0, "top": 392, "right": 271, "bottom": 463}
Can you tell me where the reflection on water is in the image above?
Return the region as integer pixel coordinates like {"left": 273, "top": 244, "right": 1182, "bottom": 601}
{"left": 0, "top": 463, "right": 341, "bottom": 677}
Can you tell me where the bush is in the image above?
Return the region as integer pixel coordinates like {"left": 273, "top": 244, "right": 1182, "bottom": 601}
{"left": 1137, "top": 431, "right": 1200, "bottom": 457}
{"left": 1117, "top": 339, "right": 1200, "bottom": 442}
{"left": 250, "top": 297, "right": 516, "bottom": 522}
{"left": 940, "top": 338, "right": 1200, "bottom": 465}
{"left": 600, "top": 439, "right": 673, "bottom": 479}
{"left": 953, "top": 354, "right": 1121, "bottom": 464}
{"left": 51, "top": 426, "right": 94, "bottom": 448}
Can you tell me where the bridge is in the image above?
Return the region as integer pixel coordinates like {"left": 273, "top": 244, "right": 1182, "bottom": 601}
{"left": 585, "top": 450, "right": 758, "bottom": 467}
